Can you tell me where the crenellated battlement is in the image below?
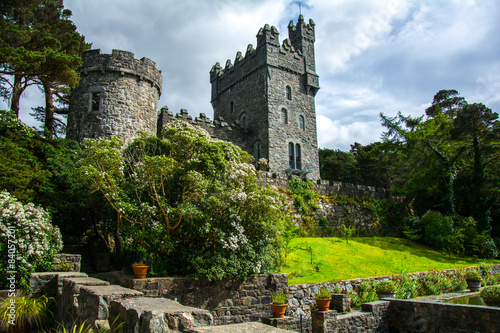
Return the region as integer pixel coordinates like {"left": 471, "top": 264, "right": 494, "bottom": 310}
{"left": 157, "top": 106, "right": 253, "bottom": 152}
{"left": 80, "top": 49, "right": 162, "bottom": 96}
{"left": 210, "top": 20, "right": 312, "bottom": 103}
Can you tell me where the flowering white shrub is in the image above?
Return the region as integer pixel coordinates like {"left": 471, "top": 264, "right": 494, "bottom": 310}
{"left": 0, "top": 191, "right": 63, "bottom": 290}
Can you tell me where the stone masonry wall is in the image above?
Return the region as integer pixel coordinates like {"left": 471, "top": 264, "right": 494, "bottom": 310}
{"left": 210, "top": 17, "right": 320, "bottom": 180}
{"left": 67, "top": 49, "right": 162, "bottom": 145}
{"left": 388, "top": 299, "right": 500, "bottom": 332}
{"left": 95, "top": 272, "right": 288, "bottom": 326}
{"left": 311, "top": 301, "right": 390, "bottom": 333}
{"left": 157, "top": 107, "right": 253, "bottom": 153}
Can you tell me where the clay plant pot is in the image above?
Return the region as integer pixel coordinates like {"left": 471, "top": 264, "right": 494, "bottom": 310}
{"left": 132, "top": 265, "right": 149, "bottom": 279}
{"left": 315, "top": 298, "right": 332, "bottom": 311}
{"left": 466, "top": 279, "right": 482, "bottom": 292}
{"left": 270, "top": 303, "right": 287, "bottom": 318}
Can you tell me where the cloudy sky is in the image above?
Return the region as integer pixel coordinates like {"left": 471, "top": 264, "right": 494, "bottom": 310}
{"left": 5, "top": 0, "right": 500, "bottom": 151}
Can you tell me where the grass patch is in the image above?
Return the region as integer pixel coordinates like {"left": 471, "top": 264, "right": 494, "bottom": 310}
{"left": 284, "top": 237, "right": 498, "bottom": 285}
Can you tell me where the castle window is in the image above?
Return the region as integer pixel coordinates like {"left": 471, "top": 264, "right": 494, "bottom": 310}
{"left": 230, "top": 101, "right": 234, "bottom": 114}
{"left": 286, "top": 86, "right": 292, "bottom": 101}
{"left": 295, "top": 144, "right": 302, "bottom": 170}
{"left": 288, "top": 142, "right": 295, "bottom": 169}
{"left": 240, "top": 112, "right": 247, "bottom": 128}
{"left": 92, "top": 92, "right": 101, "bottom": 112}
{"left": 299, "top": 115, "right": 305, "bottom": 130}
{"left": 254, "top": 140, "right": 262, "bottom": 161}
{"left": 282, "top": 108, "right": 288, "bottom": 124}
{"left": 88, "top": 89, "right": 104, "bottom": 113}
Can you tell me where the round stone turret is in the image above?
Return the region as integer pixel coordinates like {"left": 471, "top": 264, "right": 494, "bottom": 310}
{"left": 67, "top": 49, "right": 162, "bottom": 144}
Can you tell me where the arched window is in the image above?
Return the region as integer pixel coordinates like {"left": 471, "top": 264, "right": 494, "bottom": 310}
{"left": 282, "top": 108, "right": 288, "bottom": 124}
{"left": 254, "top": 140, "right": 262, "bottom": 161}
{"left": 230, "top": 101, "right": 234, "bottom": 114}
{"left": 295, "top": 144, "right": 302, "bottom": 170}
{"left": 299, "top": 115, "right": 305, "bottom": 130}
{"left": 286, "top": 86, "right": 292, "bottom": 101}
{"left": 288, "top": 142, "right": 295, "bottom": 169}
{"left": 240, "top": 112, "right": 247, "bottom": 128}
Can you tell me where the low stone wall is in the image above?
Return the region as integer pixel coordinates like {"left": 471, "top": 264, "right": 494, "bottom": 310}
{"left": 311, "top": 301, "right": 390, "bottom": 333}
{"left": 257, "top": 172, "right": 389, "bottom": 199}
{"left": 53, "top": 253, "right": 82, "bottom": 272}
{"left": 94, "top": 272, "right": 288, "bottom": 325}
{"left": 287, "top": 265, "right": 500, "bottom": 317}
{"left": 388, "top": 299, "right": 500, "bottom": 332}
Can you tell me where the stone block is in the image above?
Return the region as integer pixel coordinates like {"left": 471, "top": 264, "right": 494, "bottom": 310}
{"left": 58, "top": 277, "right": 110, "bottom": 326}
{"left": 193, "top": 322, "right": 293, "bottom": 332}
{"left": 78, "top": 284, "right": 143, "bottom": 327}
{"left": 110, "top": 297, "right": 213, "bottom": 333}
{"left": 331, "top": 294, "right": 350, "bottom": 313}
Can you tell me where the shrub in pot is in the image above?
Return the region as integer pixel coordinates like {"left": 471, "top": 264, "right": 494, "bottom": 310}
{"left": 464, "top": 270, "right": 482, "bottom": 292}
{"left": 375, "top": 280, "right": 396, "bottom": 299}
{"left": 314, "top": 286, "right": 332, "bottom": 311}
{"left": 270, "top": 290, "right": 288, "bottom": 318}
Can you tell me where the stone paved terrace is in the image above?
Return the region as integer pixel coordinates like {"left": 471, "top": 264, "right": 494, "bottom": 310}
{"left": 193, "top": 322, "right": 294, "bottom": 332}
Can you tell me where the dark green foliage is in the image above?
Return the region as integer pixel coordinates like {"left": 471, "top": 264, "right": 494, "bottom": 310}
{"left": 421, "top": 211, "right": 453, "bottom": 250}
{"left": 318, "top": 148, "right": 356, "bottom": 182}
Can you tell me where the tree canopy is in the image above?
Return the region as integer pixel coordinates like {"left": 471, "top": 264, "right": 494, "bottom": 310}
{"left": 78, "top": 121, "right": 289, "bottom": 280}
{"left": 0, "top": 0, "right": 89, "bottom": 136}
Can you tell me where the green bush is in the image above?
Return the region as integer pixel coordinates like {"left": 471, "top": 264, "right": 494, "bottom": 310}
{"left": 480, "top": 286, "right": 500, "bottom": 305}
{"left": 0, "top": 191, "right": 63, "bottom": 290}
{"left": 78, "top": 122, "right": 289, "bottom": 281}
{"left": 421, "top": 210, "right": 453, "bottom": 250}
{"left": 375, "top": 280, "right": 396, "bottom": 293}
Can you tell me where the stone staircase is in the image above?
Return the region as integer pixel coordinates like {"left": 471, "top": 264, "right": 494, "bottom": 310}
{"left": 30, "top": 272, "right": 294, "bottom": 332}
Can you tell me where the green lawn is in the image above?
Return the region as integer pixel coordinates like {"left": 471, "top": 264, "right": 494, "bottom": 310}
{"left": 284, "top": 237, "right": 498, "bottom": 285}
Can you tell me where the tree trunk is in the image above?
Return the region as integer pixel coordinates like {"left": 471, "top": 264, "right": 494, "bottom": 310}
{"left": 10, "top": 75, "right": 25, "bottom": 118}
{"left": 42, "top": 79, "right": 55, "bottom": 137}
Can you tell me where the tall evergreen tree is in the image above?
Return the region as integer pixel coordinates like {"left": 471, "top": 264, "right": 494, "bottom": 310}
{"left": 0, "top": 0, "right": 89, "bottom": 136}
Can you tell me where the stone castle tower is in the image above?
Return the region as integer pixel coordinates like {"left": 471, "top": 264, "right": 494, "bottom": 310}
{"left": 67, "top": 16, "right": 320, "bottom": 180}
{"left": 210, "top": 15, "right": 320, "bottom": 179}
{"left": 66, "top": 49, "right": 162, "bottom": 144}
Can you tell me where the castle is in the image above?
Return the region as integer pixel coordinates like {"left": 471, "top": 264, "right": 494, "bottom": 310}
{"left": 67, "top": 15, "right": 320, "bottom": 180}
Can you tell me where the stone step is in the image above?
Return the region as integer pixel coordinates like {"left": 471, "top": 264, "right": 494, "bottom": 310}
{"left": 58, "top": 277, "right": 111, "bottom": 327}
{"left": 193, "top": 322, "right": 295, "bottom": 332}
{"left": 78, "top": 284, "right": 144, "bottom": 328}
{"left": 109, "top": 297, "right": 213, "bottom": 333}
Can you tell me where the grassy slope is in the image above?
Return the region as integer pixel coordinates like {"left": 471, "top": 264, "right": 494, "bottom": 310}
{"left": 285, "top": 237, "right": 497, "bottom": 285}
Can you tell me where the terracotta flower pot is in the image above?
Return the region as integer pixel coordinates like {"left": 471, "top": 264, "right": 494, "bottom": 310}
{"left": 466, "top": 279, "right": 482, "bottom": 292}
{"left": 270, "top": 303, "right": 287, "bottom": 318}
{"left": 132, "top": 265, "right": 149, "bottom": 279}
{"left": 315, "top": 298, "right": 331, "bottom": 311}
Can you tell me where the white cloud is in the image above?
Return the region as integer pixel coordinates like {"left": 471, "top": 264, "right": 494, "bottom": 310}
{"left": 317, "top": 115, "right": 381, "bottom": 151}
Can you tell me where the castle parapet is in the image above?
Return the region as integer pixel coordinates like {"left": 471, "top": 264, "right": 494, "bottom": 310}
{"left": 157, "top": 107, "right": 252, "bottom": 153}
{"left": 80, "top": 49, "right": 162, "bottom": 96}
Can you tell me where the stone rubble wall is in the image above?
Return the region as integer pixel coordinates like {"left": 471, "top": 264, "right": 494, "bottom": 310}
{"left": 67, "top": 49, "right": 162, "bottom": 145}
{"left": 257, "top": 171, "right": 390, "bottom": 199}
{"left": 53, "top": 253, "right": 82, "bottom": 272}
{"left": 94, "top": 272, "right": 288, "bottom": 325}
{"left": 388, "top": 299, "right": 500, "bottom": 332}
{"left": 157, "top": 107, "right": 253, "bottom": 153}
{"left": 311, "top": 301, "right": 390, "bottom": 333}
